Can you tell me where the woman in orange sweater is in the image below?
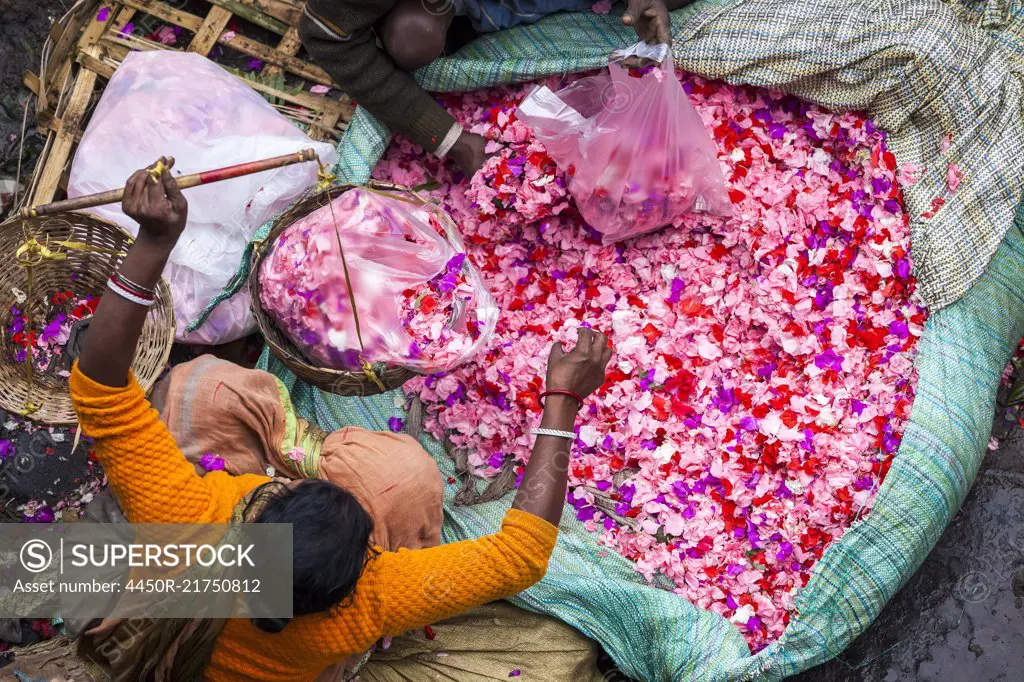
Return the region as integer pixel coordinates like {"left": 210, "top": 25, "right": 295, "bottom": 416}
{"left": 70, "top": 162, "right": 612, "bottom": 682}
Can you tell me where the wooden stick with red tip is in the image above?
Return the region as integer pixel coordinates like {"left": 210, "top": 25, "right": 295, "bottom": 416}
{"left": 21, "top": 149, "right": 321, "bottom": 218}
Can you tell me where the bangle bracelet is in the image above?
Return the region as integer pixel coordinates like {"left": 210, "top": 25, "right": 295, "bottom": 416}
{"left": 112, "top": 271, "right": 156, "bottom": 298}
{"left": 539, "top": 390, "right": 584, "bottom": 408}
{"left": 111, "top": 277, "right": 153, "bottom": 301}
{"left": 530, "top": 427, "right": 576, "bottom": 440}
{"left": 107, "top": 278, "right": 155, "bottom": 307}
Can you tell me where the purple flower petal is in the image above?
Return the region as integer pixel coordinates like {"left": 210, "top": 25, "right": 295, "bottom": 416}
{"left": 666, "top": 277, "right": 685, "bottom": 304}
{"left": 814, "top": 349, "right": 844, "bottom": 372}
{"left": 888, "top": 319, "right": 909, "bottom": 339}
{"left": 871, "top": 178, "right": 891, "bottom": 195}
{"left": 200, "top": 453, "right": 225, "bottom": 472}
{"left": 25, "top": 506, "right": 55, "bottom": 523}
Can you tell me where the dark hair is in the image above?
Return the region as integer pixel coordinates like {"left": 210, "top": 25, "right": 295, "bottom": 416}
{"left": 248, "top": 479, "right": 375, "bottom": 633}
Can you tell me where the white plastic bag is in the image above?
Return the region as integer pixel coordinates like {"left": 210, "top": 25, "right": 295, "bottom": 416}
{"left": 68, "top": 51, "right": 337, "bottom": 344}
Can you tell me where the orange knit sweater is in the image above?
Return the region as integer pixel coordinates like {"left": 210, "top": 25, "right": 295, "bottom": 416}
{"left": 70, "top": 365, "right": 559, "bottom": 682}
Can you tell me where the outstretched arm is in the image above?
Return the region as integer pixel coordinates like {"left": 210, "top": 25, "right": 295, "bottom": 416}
{"left": 72, "top": 161, "right": 222, "bottom": 523}
{"left": 78, "top": 159, "right": 187, "bottom": 386}
{"left": 299, "top": 1, "right": 489, "bottom": 177}
{"left": 365, "top": 333, "right": 611, "bottom": 639}
{"left": 513, "top": 327, "right": 611, "bottom": 525}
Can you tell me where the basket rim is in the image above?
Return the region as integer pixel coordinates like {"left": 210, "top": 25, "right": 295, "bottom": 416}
{"left": 0, "top": 211, "right": 176, "bottom": 424}
{"left": 249, "top": 181, "right": 454, "bottom": 386}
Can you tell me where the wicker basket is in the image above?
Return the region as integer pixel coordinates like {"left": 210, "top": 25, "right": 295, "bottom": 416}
{"left": 248, "top": 181, "right": 458, "bottom": 396}
{"left": 0, "top": 213, "right": 175, "bottom": 424}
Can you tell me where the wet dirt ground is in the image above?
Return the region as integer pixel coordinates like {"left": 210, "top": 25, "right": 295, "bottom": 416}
{"left": 0, "top": 0, "right": 67, "bottom": 214}
{"left": 2, "top": 2, "right": 1022, "bottom": 679}
{"left": 793, "top": 436, "right": 1024, "bottom": 681}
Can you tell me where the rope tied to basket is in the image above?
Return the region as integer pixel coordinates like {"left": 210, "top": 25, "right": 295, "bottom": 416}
{"left": 314, "top": 157, "right": 336, "bottom": 193}
{"left": 313, "top": 158, "right": 387, "bottom": 393}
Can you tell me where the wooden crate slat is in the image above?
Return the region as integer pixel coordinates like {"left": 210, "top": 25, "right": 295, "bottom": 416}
{"left": 77, "top": 50, "right": 117, "bottom": 80}
{"left": 41, "top": 4, "right": 94, "bottom": 98}
{"left": 312, "top": 109, "right": 342, "bottom": 142}
{"left": 233, "top": 75, "right": 349, "bottom": 123}
{"left": 116, "top": 0, "right": 204, "bottom": 33}
{"left": 53, "top": 61, "right": 75, "bottom": 117}
{"left": 189, "top": 6, "right": 233, "bottom": 54}
{"left": 77, "top": 2, "right": 122, "bottom": 50}
{"left": 260, "top": 25, "right": 301, "bottom": 79}
{"left": 239, "top": 0, "right": 302, "bottom": 28}
{"left": 111, "top": 7, "right": 138, "bottom": 32}
{"left": 24, "top": 73, "right": 41, "bottom": 98}
{"left": 208, "top": 0, "right": 289, "bottom": 35}
{"left": 37, "top": 61, "right": 74, "bottom": 125}
{"left": 76, "top": 42, "right": 348, "bottom": 135}
{"left": 34, "top": 60, "right": 74, "bottom": 149}
{"left": 34, "top": 65, "right": 99, "bottom": 204}
{"left": 225, "top": 33, "right": 331, "bottom": 85}
{"left": 48, "top": 21, "right": 65, "bottom": 45}
{"left": 27, "top": 0, "right": 356, "bottom": 206}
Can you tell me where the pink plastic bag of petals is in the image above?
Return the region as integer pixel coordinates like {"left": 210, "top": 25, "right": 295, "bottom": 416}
{"left": 516, "top": 42, "right": 731, "bottom": 242}
{"left": 259, "top": 188, "right": 498, "bottom": 373}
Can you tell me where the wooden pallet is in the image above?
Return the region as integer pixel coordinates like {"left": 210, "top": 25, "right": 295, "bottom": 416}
{"left": 21, "top": 0, "right": 353, "bottom": 207}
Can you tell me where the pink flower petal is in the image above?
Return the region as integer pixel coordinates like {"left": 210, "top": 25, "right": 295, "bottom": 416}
{"left": 369, "top": 72, "right": 926, "bottom": 651}
{"left": 947, "top": 163, "right": 962, "bottom": 193}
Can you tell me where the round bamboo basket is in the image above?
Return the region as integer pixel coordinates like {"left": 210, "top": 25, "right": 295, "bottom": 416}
{"left": 249, "top": 181, "right": 455, "bottom": 396}
{"left": 0, "top": 213, "right": 175, "bottom": 424}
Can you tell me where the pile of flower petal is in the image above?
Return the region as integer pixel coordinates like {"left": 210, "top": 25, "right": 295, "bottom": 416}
{"left": 6, "top": 290, "right": 98, "bottom": 376}
{"left": 374, "top": 74, "right": 927, "bottom": 649}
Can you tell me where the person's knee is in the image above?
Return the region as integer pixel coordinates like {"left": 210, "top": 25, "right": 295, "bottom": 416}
{"left": 380, "top": 0, "right": 450, "bottom": 71}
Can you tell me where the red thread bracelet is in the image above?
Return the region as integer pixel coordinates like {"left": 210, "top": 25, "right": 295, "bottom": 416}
{"left": 110, "top": 272, "right": 155, "bottom": 301}
{"left": 539, "top": 390, "right": 584, "bottom": 408}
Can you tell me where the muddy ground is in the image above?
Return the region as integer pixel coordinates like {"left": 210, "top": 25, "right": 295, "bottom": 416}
{"left": 794, "top": 438, "right": 1024, "bottom": 681}
{"left": 1, "top": 1, "right": 1022, "bottom": 679}
{"left": 0, "top": 0, "right": 66, "bottom": 213}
